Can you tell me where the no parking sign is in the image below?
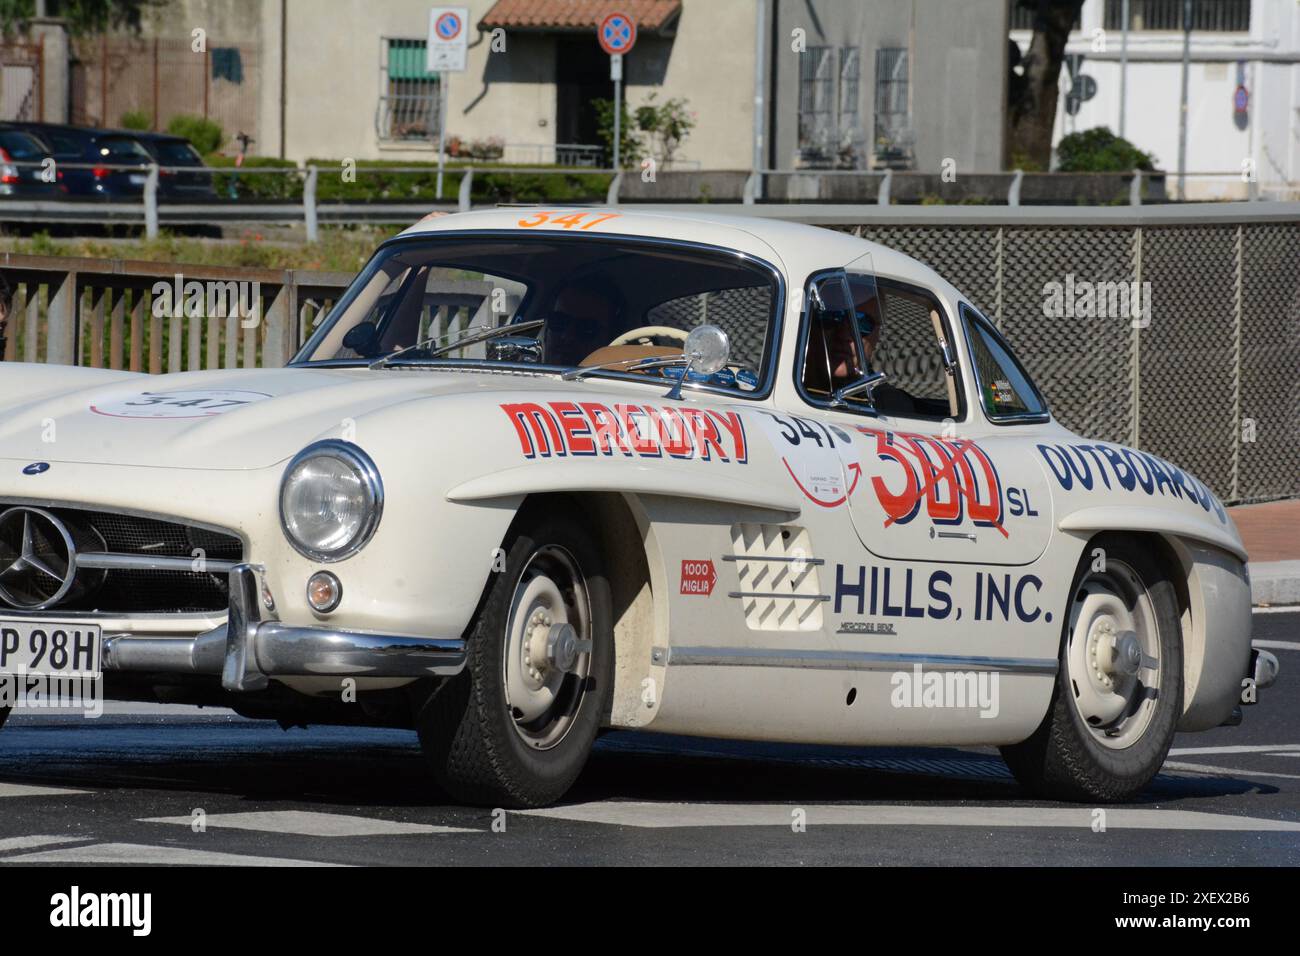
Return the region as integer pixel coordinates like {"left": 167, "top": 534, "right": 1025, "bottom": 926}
{"left": 427, "top": 6, "right": 469, "bottom": 72}
{"left": 598, "top": 11, "right": 637, "bottom": 56}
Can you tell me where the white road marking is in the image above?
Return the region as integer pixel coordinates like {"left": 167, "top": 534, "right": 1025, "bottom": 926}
{"left": 1, "top": 843, "right": 343, "bottom": 866}
{"left": 0, "top": 782, "right": 91, "bottom": 798}
{"left": 1163, "top": 761, "right": 1300, "bottom": 782}
{"left": 0, "top": 835, "right": 89, "bottom": 853}
{"left": 517, "top": 802, "right": 1300, "bottom": 831}
{"left": 1252, "top": 640, "right": 1300, "bottom": 651}
{"left": 140, "top": 810, "right": 475, "bottom": 837}
{"left": 1251, "top": 606, "right": 1300, "bottom": 615}
{"left": 1169, "top": 744, "right": 1300, "bottom": 756}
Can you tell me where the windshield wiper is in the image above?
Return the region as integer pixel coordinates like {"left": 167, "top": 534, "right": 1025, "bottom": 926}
{"left": 560, "top": 354, "right": 687, "bottom": 381}
{"left": 370, "top": 319, "right": 545, "bottom": 370}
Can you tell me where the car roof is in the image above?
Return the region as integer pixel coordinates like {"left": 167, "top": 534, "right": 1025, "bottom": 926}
{"left": 400, "top": 207, "right": 953, "bottom": 295}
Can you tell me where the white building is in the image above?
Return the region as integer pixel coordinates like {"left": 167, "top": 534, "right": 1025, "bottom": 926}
{"left": 1011, "top": 0, "right": 1300, "bottom": 199}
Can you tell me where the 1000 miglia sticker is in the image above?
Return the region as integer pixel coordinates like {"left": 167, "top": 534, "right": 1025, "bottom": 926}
{"left": 500, "top": 401, "right": 748, "bottom": 463}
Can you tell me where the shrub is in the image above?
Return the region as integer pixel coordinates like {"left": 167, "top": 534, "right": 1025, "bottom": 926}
{"left": 1056, "top": 127, "right": 1157, "bottom": 173}
{"left": 165, "top": 115, "right": 224, "bottom": 156}
{"left": 120, "top": 109, "right": 151, "bottom": 131}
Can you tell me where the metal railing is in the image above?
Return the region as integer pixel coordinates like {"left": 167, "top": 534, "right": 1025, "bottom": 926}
{"left": 1, "top": 159, "right": 1292, "bottom": 238}
{"left": 0, "top": 251, "right": 351, "bottom": 372}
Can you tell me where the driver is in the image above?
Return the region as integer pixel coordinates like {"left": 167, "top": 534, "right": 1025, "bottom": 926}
{"left": 544, "top": 277, "right": 623, "bottom": 367}
{"left": 805, "top": 291, "right": 915, "bottom": 415}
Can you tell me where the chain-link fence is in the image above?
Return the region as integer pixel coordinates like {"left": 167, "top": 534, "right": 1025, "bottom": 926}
{"left": 836, "top": 212, "right": 1300, "bottom": 505}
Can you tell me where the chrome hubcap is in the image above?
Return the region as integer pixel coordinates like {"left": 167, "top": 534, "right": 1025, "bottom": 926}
{"left": 502, "top": 545, "right": 593, "bottom": 750}
{"left": 1066, "top": 560, "right": 1162, "bottom": 750}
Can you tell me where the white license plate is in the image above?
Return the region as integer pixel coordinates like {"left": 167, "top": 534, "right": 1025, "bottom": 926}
{"left": 0, "top": 621, "right": 102, "bottom": 678}
{"left": 129, "top": 173, "right": 146, "bottom": 185}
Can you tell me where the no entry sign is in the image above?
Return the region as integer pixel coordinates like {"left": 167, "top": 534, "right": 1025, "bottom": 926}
{"left": 598, "top": 11, "right": 637, "bottom": 56}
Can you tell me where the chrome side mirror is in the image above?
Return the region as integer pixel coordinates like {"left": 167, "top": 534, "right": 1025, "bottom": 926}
{"left": 487, "top": 335, "right": 543, "bottom": 364}
{"left": 666, "top": 324, "right": 730, "bottom": 399}
{"left": 831, "top": 370, "right": 888, "bottom": 407}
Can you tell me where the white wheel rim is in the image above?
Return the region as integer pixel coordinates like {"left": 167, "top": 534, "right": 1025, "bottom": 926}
{"left": 501, "top": 544, "right": 592, "bottom": 750}
{"left": 1065, "top": 559, "right": 1162, "bottom": 750}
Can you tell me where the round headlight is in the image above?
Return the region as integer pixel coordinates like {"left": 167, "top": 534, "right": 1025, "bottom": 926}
{"left": 279, "top": 441, "right": 383, "bottom": 561}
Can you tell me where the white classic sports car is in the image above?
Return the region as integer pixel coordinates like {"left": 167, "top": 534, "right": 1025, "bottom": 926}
{"left": 0, "top": 209, "right": 1278, "bottom": 807}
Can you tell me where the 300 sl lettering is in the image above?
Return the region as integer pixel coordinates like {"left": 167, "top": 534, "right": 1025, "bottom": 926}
{"left": 859, "top": 427, "right": 1009, "bottom": 537}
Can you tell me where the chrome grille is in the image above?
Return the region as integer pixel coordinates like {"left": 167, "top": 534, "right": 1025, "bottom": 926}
{"left": 0, "top": 504, "right": 243, "bottom": 615}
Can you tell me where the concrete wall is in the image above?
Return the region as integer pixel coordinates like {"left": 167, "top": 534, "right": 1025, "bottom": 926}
{"left": 771, "top": 0, "right": 1007, "bottom": 172}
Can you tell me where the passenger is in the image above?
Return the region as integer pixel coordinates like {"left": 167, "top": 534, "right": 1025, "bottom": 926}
{"left": 544, "top": 276, "right": 624, "bottom": 367}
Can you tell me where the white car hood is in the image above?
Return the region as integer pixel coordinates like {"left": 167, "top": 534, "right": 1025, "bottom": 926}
{"left": 0, "top": 363, "right": 513, "bottom": 470}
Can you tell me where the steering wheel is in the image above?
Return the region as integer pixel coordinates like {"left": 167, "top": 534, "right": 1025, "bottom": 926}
{"left": 608, "top": 325, "right": 689, "bottom": 348}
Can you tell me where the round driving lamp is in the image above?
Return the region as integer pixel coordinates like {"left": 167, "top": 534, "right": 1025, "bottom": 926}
{"left": 279, "top": 441, "right": 383, "bottom": 562}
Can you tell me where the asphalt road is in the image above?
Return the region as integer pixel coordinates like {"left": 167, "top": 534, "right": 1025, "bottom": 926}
{"left": 0, "top": 609, "right": 1296, "bottom": 867}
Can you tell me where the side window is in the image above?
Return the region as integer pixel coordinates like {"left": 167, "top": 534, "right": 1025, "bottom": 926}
{"left": 799, "top": 271, "right": 961, "bottom": 420}
{"left": 961, "top": 304, "right": 1048, "bottom": 421}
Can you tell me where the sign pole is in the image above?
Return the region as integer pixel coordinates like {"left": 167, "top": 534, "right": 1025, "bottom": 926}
{"left": 427, "top": 7, "right": 468, "bottom": 203}
{"left": 597, "top": 13, "right": 636, "bottom": 173}
{"left": 612, "top": 55, "right": 623, "bottom": 170}
{"left": 436, "top": 72, "right": 447, "bottom": 198}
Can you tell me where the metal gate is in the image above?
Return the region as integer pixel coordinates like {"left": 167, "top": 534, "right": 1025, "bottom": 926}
{"left": 0, "top": 42, "right": 43, "bottom": 121}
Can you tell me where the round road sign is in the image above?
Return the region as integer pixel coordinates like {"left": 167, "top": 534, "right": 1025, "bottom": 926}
{"left": 435, "top": 11, "right": 463, "bottom": 41}
{"left": 598, "top": 12, "right": 637, "bottom": 56}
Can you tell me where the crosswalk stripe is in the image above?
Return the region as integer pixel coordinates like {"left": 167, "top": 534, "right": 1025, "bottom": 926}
{"left": 1, "top": 843, "right": 344, "bottom": 866}
{"left": 1169, "top": 744, "right": 1300, "bottom": 756}
{"left": 0, "top": 835, "right": 89, "bottom": 853}
{"left": 140, "top": 810, "right": 476, "bottom": 837}
{"left": 1163, "top": 760, "right": 1300, "bottom": 781}
{"left": 518, "top": 802, "right": 1300, "bottom": 831}
{"left": 0, "top": 782, "right": 92, "bottom": 798}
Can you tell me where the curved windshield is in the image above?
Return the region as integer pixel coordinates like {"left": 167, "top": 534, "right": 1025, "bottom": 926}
{"left": 294, "top": 236, "right": 780, "bottom": 394}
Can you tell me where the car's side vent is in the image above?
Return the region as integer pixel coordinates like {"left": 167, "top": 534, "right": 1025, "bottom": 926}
{"left": 725, "top": 523, "right": 827, "bottom": 631}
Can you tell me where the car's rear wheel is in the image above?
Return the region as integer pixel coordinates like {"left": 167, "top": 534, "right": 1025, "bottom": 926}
{"left": 417, "top": 504, "right": 613, "bottom": 808}
{"left": 1001, "top": 535, "right": 1183, "bottom": 802}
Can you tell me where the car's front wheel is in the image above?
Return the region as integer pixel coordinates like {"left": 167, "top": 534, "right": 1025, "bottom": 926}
{"left": 1001, "top": 535, "right": 1183, "bottom": 802}
{"left": 417, "top": 503, "right": 613, "bottom": 807}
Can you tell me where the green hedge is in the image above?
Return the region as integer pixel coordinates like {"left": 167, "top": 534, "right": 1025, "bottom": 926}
{"left": 199, "top": 156, "right": 612, "bottom": 204}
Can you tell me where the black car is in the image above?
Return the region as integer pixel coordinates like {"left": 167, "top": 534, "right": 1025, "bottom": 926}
{"left": 0, "top": 124, "right": 64, "bottom": 199}
{"left": 12, "top": 123, "right": 155, "bottom": 199}
{"left": 131, "top": 132, "right": 218, "bottom": 200}
{"left": 14, "top": 124, "right": 214, "bottom": 201}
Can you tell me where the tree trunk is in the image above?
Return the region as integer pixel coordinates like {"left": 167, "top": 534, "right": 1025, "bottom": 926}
{"left": 1007, "top": 0, "right": 1085, "bottom": 169}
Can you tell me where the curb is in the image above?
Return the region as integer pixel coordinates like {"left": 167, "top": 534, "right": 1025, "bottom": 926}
{"left": 1250, "top": 560, "right": 1300, "bottom": 607}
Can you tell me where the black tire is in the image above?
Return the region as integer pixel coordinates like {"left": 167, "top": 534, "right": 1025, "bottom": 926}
{"left": 1001, "top": 535, "right": 1183, "bottom": 803}
{"left": 417, "top": 503, "right": 613, "bottom": 808}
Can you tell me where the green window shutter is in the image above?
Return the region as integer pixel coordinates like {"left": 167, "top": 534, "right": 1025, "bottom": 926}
{"left": 388, "top": 41, "right": 438, "bottom": 81}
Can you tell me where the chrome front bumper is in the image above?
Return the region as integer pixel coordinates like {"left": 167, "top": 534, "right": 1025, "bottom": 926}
{"left": 102, "top": 564, "right": 466, "bottom": 691}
